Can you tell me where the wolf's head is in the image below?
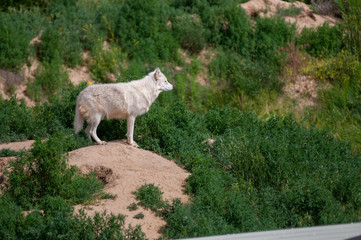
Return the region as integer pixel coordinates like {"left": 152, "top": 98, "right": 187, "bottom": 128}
{"left": 153, "top": 68, "right": 173, "bottom": 92}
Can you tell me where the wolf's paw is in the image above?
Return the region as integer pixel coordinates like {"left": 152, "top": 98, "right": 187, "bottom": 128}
{"left": 129, "top": 141, "right": 138, "bottom": 148}
{"left": 99, "top": 141, "right": 107, "bottom": 145}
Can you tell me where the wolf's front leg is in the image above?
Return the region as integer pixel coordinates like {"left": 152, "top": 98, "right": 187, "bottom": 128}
{"left": 126, "top": 116, "right": 138, "bottom": 147}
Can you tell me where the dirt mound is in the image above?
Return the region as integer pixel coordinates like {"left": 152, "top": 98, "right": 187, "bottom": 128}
{"left": 69, "top": 140, "right": 189, "bottom": 240}
{"left": 240, "top": 0, "right": 338, "bottom": 32}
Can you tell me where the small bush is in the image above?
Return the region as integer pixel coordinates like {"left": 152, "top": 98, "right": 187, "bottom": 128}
{"left": 253, "top": 17, "right": 296, "bottom": 62}
{"left": 27, "top": 53, "right": 70, "bottom": 102}
{"left": 37, "top": 20, "right": 83, "bottom": 67}
{"left": 314, "top": 50, "right": 361, "bottom": 92}
{"left": 89, "top": 43, "right": 126, "bottom": 83}
{"left": 134, "top": 212, "right": 145, "bottom": 219}
{"left": 297, "top": 23, "right": 343, "bottom": 57}
{"left": 0, "top": 96, "right": 43, "bottom": 143}
{"left": 277, "top": 5, "right": 303, "bottom": 17}
{"left": 4, "top": 132, "right": 102, "bottom": 208}
{"left": 0, "top": 148, "right": 24, "bottom": 157}
{"left": 128, "top": 203, "right": 138, "bottom": 211}
{"left": 0, "top": 12, "right": 42, "bottom": 71}
{"left": 134, "top": 184, "right": 167, "bottom": 211}
{"left": 114, "top": 0, "right": 179, "bottom": 62}
{"left": 171, "top": 13, "right": 206, "bottom": 54}
{"left": 34, "top": 83, "right": 88, "bottom": 134}
{"left": 218, "top": 3, "right": 254, "bottom": 56}
{"left": 209, "top": 50, "right": 281, "bottom": 96}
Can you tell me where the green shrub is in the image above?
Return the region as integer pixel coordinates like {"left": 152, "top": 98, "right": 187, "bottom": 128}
{"left": 37, "top": 23, "right": 83, "bottom": 67}
{"left": 253, "top": 17, "right": 295, "bottom": 61}
{"left": 218, "top": 3, "right": 254, "bottom": 56}
{"left": 128, "top": 203, "right": 138, "bottom": 211}
{"left": 209, "top": 50, "right": 281, "bottom": 97}
{"left": 135, "top": 100, "right": 207, "bottom": 160}
{"left": 314, "top": 50, "right": 361, "bottom": 93}
{"left": 0, "top": 197, "right": 24, "bottom": 239}
{"left": 134, "top": 184, "right": 167, "bottom": 211}
{"left": 0, "top": 96, "right": 44, "bottom": 143}
{"left": 0, "top": 85, "right": 83, "bottom": 143}
{"left": 163, "top": 166, "right": 257, "bottom": 238}
{"left": 114, "top": 0, "right": 179, "bottom": 62}
{"left": 173, "top": 0, "right": 251, "bottom": 48}
{"left": 277, "top": 5, "right": 303, "bottom": 17}
{"left": 134, "top": 212, "right": 145, "bottom": 219}
{"left": 89, "top": 43, "right": 126, "bottom": 83}
{"left": 0, "top": 196, "right": 146, "bottom": 239}
{"left": 0, "top": 148, "right": 24, "bottom": 157}
{"left": 27, "top": 53, "right": 70, "bottom": 102}
{"left": 95, "top": 0, "right": 122, "bottom": 43}
{"left": 34, "top": 83, "right": 88, "bottom": 134}
{"left": 171, "top": 13, "right": 206, "bottom": 54}
{"left": 297, "top": 23, "right": 343, "bottom": 57}
{"left": 172, "top": 69, "right": 215, "bottom": 111}
{"left": 36, "top": 0, "right": 97, "bottom": 67}
{"left": 4, "top": 132, "right": 102, "bottom": 208}
{"left": 0, "top": 11, "right": 42, "bottom": 71}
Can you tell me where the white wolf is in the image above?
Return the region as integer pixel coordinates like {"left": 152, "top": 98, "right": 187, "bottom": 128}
{"left": 74, "top": 68, "right": 173, "bottom": 146}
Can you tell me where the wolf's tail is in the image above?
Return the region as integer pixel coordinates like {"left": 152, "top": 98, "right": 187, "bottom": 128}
{"left": 74, "top": 103, "right": 84, "bottom": 133}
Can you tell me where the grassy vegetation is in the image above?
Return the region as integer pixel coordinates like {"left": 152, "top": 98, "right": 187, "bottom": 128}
{"left": 1, "top": 0, "right": 361, "bottom": 238}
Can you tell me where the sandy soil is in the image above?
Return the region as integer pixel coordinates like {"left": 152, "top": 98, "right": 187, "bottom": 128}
{"left": 0, "top": 140, "right": 190, "bottom": 239}
{"left": 240, "top": 0, "right": 338, "bottom": 32}
{"left": 0, "top": 140, "right": 35, "bottom": 151}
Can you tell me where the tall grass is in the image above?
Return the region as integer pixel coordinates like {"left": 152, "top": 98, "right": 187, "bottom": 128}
{"left": 337, "top": 0, "right": 361, "bottom": 57}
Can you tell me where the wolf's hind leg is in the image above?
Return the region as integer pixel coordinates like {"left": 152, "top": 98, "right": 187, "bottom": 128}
{"left": 89, "top": 115, "right": 106, "bottom": 145}
{"left": 126, "top": 116, "right": 138, "bottom": 147}
{"left": 85, "top": 124, "right": 92, "bottom": 141}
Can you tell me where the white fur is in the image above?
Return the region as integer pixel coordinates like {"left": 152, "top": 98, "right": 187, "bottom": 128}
{"left": 74, "top": 68, "right": 173, "bottom": 146}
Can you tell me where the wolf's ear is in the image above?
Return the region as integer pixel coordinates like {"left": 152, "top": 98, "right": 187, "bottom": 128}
{"left": 154, "top": 68, "right": 161, "bottom": 81}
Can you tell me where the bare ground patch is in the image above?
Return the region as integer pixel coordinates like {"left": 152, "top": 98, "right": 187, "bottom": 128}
{"left": 69, "top": 140, "right": 190, "bottom": 240}
{"left": 240, "top": 0, "right": 338, "bottom": 32}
